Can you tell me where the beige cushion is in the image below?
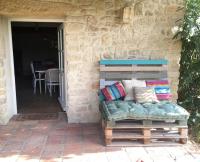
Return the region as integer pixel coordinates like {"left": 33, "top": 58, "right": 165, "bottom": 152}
{"left": 134, "top": 87, "right": 158, "bottom": 103}
{"left": 122, "top": 79, "right": 146, "bottom": 101}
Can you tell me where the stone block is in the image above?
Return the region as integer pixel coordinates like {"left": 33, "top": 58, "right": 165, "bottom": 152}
{"left": 0, "top": 68, "right": 4, "bottom": 78}
{"left": 0, "top": 89, "right": 5, "bottom": 96}
{"left": 65, "top": 23, "right": 86, "bottom": 33}
{"left": 86, "top": 15, "right": 97, "bottom": 25}
{"left": 134, "top": 2, "right": 143, "bottom": 16}
{"left": 122, "top": 6, "right": 134, "bottom": 23}
{"left": 165, "top": 5, "right": 179, "bottom": 14}
{"left": 91, "top": 82, "right": 99, "bottom": 90}
{"left": 0, "top": 59, "right": 3, "bottom": 66}
{"left": 0, "top": 96, "right": 6, "bottom": 105}
{"left": 77, "top": 0, "right": 93, "bottom": 5}
{"left": 67, "top": 45, "right": 80, "bottom": 53}
{"left": 81, "top": 8, "right": 96, "bottom": 16}
{"left": 0, "top": 110, "right": 10, "bottom": 125}
{"left": 67, "top": 55, "right": 82, "bottom": 62}
{"left": 65, "top": 16, "right": 86, "bottom": 23}
{"left": 0, "top": 79, "right": 6, "bottom": 89}
{"left": 101, "top": 34, "right": 112, "bottom": 46}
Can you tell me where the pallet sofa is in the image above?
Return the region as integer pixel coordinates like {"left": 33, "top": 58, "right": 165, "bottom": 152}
{"left": 99, "top": 59, "right": 190, "bottom": 146}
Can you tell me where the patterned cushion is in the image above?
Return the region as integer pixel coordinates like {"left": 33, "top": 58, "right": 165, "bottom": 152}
{"left": 134, "top": 87, "right": 158, "bottom": 103}
{"left": 122, "top": 79, "right": 146, "bottom": 101}
{"left": 146, "top": 80, "right": 172, "bottom": 100}
{"left": 101, "top": 82, "right": 126, "bottom": 101}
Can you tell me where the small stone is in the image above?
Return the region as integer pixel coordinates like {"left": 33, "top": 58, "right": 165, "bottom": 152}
{"left": 65, "top": 23, "right": 86, "bottom": 33}
{"left": 134, "top": 2, "right": 143, "bottom": 16}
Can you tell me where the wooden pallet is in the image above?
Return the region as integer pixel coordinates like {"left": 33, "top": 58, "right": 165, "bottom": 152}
{"left": 99, "top": 59, "right": 189, "bottom": 146}
{"left": 102, "top": 118, "right": 188, "bottom": 146}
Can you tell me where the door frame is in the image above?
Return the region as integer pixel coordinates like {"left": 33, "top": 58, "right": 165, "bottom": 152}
{"left": 8, "top": 18, "right": 67, "bottom": 114}
{"left": 57, "top": 24, "right": 67, "bottom": 111}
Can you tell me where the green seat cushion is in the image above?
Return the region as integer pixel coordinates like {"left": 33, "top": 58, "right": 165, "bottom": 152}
{"left": 101, "top": 101, "right": 189, "bottom": 121}
{"left": 143, "top": 102, "right": 189, "bottom": 120}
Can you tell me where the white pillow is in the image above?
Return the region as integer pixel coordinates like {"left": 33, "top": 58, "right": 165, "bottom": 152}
{"left": 122, "top": 79, "right": 146, "bottom": 101}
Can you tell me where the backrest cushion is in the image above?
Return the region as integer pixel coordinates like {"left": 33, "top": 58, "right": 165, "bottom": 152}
{"left": 101, "top": 82, "right": 126, "bottom": 101}
{"left": 146, "top": 80, "right": 172, "bottom": 100}
{"left": 122, "top": 79, "right": 146, "bottom": 101}
{"left": 134, "top": 87, "right": 158, "bottom": 103}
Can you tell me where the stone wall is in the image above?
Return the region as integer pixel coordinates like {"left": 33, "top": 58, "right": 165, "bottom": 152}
{"left": 0, "top": 0, "right": 184, "bottom": 123}
{"left": 65, "top": 0, "right": 184, "bottom": 122}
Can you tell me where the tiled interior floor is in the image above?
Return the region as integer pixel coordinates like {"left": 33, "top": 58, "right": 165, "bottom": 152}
{"left": 16, "top": 76, "right": 62, "bottom": 114}
{"left": 0, "top": 115, "right": 199, "bottom": 162}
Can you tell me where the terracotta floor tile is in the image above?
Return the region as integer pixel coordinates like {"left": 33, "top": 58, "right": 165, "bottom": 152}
{"left": 53, "top": 121, "right": 68, "bottom": 129}
{"left": 48, "top": 129, "right": 67, "bottom": 136}
{"left": 82, "top": 126, "right": 100, "bottom": 135}
{"left": 63, "top": 146, "right": 83, "bottom": 157}
{"left": 64, "top": 143, "right": 83, "bottom": 151}
{"left": 3, "top": 141, "right": 23, "bottom": 152}
{"left": 22, "top": 143, "right": 44, "bottom": 157}
{"left": 21, "top": 120, "right": 39, "bottom": 125}
{"left": 0, "top": 118, "right": 198, "bottom": 162}
{"left": 41, "top": 144, "right": 64, "bottom": 158}
{"left": 46, "top": 135, "right": 65, "bottom": 145}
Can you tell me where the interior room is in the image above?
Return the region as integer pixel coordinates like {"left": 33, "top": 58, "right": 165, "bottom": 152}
{"left": 12, "top": 21, "right": 63, "bottom": 114}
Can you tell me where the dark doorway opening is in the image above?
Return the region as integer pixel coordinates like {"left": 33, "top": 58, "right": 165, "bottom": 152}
{"left": 12, "top": 22, "right": 63, "bottom": 114}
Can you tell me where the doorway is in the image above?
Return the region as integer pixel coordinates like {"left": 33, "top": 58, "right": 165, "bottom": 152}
{"left": 11, "top": 21, "right": 66, "bottom": 114}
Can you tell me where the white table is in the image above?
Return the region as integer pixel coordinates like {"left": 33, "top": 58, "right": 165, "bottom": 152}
{"left": 35, "top": 70, "right": 45, "bottom": 94}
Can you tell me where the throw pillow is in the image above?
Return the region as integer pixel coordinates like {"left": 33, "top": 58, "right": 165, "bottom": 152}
{"left": 122, "top": 79, "right": 146, "bottom": 101}
{"left": 134, "top": 87, "right": 158, "bottom": 103}
{"left": 101, "top": 82, "right": 126, "bottom": 101}
{"left": 146, "top": 80, "right": 172, "bottom": 100}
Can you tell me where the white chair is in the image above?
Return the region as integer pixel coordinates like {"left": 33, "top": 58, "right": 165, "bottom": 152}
{"left": 45, "top": 68, "right": 59, "bottom": 96}
{"left": 30, "top": 62, "right": 45, "bottom": 94}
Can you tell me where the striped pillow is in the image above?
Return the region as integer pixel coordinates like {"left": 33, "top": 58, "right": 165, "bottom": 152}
{"left": 101, "top": 82, "right": 126, "bottom": 101}
{"left": 146, "top": 80, "right": 172, "bottom": 100}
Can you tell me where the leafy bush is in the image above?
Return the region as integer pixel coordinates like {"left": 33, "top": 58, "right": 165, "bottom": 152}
{"left": 176, "top": 0, "right": 200, "bottom": 141}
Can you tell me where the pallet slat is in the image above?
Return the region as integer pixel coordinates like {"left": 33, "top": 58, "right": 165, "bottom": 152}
{"left": 100, "top": 71, "right": 168, "bottom": 80}
{"left": 106, "top": 140, "right": 183, "bottom": 147}
{"left": 112, "top": 133, "right": 186, "bottom": 139}
{"left": 100, "top": 59, "right": 168, "bottom": 65}
{"left": 105, "top": 120, "right": 188, "bottom": 129}
{"left": 100, "top": 65, "right": 167, "bottom": 72}
{"left": 112, "top": 132, "right": 143, "bottom": 139}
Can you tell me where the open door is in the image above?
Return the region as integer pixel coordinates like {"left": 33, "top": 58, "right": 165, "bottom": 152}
{"left": 58, "top": 24, "right": 67, "bottom": 111}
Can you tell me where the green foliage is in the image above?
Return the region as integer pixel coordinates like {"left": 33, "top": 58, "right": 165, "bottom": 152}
{"left": 177, "top": 0, "right": 200, "bottom": 140}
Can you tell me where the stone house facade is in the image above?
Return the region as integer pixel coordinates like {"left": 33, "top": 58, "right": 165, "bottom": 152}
{"left": 0, "top": 0, "right": 184, "bottom": 124}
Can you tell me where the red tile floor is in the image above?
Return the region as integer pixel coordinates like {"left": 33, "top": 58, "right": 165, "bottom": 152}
{"left": 0, "top": 115, "right": 200, "bottom": 162}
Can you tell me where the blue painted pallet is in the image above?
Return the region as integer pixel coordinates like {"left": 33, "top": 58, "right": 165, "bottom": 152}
{"left": 100, "top": 59, "right": 168, "bottom": 65}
